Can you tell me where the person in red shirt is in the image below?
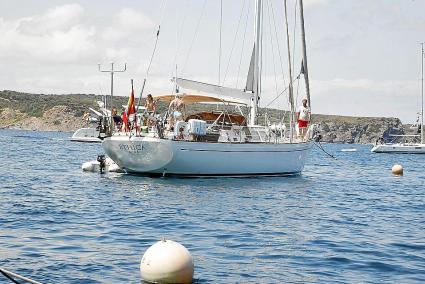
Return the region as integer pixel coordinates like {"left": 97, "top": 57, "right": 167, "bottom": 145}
{"left": 296, "top": 98, "right": 311, "bottom": 140}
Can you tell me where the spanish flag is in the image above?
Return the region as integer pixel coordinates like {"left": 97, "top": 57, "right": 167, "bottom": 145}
{"left": 126, "top": 85, "right": 136, "bottom": 116}
{"left": 122, "top": 80, "right": 137, "bottom": 131}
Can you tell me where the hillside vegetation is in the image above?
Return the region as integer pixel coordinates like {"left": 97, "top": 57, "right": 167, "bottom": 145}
{"left": 0, "top": 90, "right": 407, "bottom": 144}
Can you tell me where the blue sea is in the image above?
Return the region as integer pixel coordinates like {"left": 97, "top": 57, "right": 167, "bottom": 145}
{"left": 0, "top": 129, "right": 424, "bottom": 283}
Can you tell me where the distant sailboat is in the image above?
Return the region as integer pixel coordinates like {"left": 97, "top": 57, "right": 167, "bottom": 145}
{"left": 102, "top": 0, "right": 316, "bottom": 176}
{"left": 371, "top": 44, "right": 425, "bottom": 154}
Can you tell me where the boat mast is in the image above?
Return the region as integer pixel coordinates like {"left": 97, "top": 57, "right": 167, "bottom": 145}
{"left": 421, "top": 42, "right": 424, "bottom": 144}
{"left": 299, "top": 0, "right": 311, "bottom": 112}
{"left": 250, "top": 0, "right": 262, "bottom": 126}
{"left": 284, "top": 0, "right": 296, "bottom": 142}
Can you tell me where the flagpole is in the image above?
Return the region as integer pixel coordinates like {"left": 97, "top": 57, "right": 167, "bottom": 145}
{"left": 129, "top": 79, "right": 134, "bottom": 117}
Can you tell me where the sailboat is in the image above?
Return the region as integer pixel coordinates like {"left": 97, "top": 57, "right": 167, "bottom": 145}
{"left": 102, "top": 0, "right": 315, "bottom": 176}
{"left": 371, "top": 44, "right": 425, "bottom": 154}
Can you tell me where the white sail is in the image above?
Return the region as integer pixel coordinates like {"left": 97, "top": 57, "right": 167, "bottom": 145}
{"left": 173, "top": 77, "right": 252, "bottom": 104}
{"left": 245, "top": 45, "right": 256, "bottom": 92}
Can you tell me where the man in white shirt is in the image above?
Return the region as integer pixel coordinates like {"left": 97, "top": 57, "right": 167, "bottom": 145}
{"left": 296, "top": 98, "right": 311, "bottom": 140}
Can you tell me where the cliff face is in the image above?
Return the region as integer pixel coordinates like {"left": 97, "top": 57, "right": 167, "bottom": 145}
{"left": 0, "top": 90, "right": 408, "bottom": 143}
{"left": 314, "top": 115, "right": 404, "bottom": 144}
{"left": 0, "top": 106, "right": 85, "bottom": 132}
{"left": 0, "top": 90, "right": 128, "bottom": 132}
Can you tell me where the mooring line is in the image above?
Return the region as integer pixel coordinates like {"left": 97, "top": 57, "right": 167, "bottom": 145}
{"left": 0, "top": 267, "right": 43, "bottom": 284}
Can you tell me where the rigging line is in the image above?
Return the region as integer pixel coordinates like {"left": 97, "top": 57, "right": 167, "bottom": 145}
{"left": 313, "top": 140, "right": 337, "bottom": 160}
{"left": 284, "top": 0, "right": 296, "bottom": 143}
{"left": 292, "top": 0, "right": 298, "bottom": 85}
{"left": 136, "top": 25, "right": 160, "bottom": 110}
{"left": 172, "top": 0, "right": 189, "bottom": 81}
{"left": 146, "top": 0, "right": 167, "bottom": 79}
{"left": 269, "top": 0, "right": 288, "bottom": 114}
{"left": 260, "top": 1, "right": 264, "bottom": 98}
{"left": 170, "top": 1, "right": 188, "bottom": 96}
{"left": 236, "top": 3, "right": 251, "bottom": 89}
{"left": 266, "top": 0, "right": 279, "bottom": 99}
{"left": 269, "top": 0, "right": 287, "bottom": 89}
{"left": 0, "top": 270, "right": 22, "bottom": 284}
{"left": 222, "top": 0, "right": 247, "bottom": 86}
{"left": 314, "top": 141, "right": 381, "bottom": 176}
{"left": 0, "top": 267, "right": 43, "bottom": 284}
{"left": 136, "top": 0, "right": 167, "bottom": 111}
{"left": 181, "top": 0, "right": 207, "bottom": 75}
{"left": 218, "top": 0, "right": 223, "bottom": 85}
{"left": 295, "top": 76, "right": 300, "bottom": 106}
{"left": 264, "top": 71, "right": 301, "bottom": 108}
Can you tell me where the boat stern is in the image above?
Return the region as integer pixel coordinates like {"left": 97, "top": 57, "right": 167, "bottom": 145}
{"left": 102, "top": 136, "right": 173, "bottom": 173}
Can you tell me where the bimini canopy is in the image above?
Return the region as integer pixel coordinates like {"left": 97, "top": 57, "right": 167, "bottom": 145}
{"left": 153, "top": 93, "right": 247, "bottom": 105}
{"left": 172, "top": 77, "right": 252, "bottom": 105}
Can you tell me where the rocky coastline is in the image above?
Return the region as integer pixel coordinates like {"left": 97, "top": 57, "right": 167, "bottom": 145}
{"left": 0, "top": 90, "right": 412, "bottom": 144}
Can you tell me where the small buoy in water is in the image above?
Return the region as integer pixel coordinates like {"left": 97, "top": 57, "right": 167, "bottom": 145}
{"left": 140, "top": 239, "right": 194, "bottom": 284}
{"left": 392, "top": 164, "right": 403, "bottom": 176}
{"left": 341, "top": 148, "right": 357, "bottom": 152}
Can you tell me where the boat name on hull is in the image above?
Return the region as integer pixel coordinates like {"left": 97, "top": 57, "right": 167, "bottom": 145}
{"left": 118, "top": 143, "right": 144, "bottom": 153}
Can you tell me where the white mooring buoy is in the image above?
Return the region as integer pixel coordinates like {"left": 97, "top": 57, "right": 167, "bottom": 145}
{"left": 140, "top": 239, "right": 194, "bottom": 284}
{"left": 392, "top": 164, "right": 403, "bottom": 176}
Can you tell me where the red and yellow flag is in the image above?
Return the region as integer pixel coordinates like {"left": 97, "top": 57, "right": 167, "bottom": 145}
{"left": 122, "top": 81, "right": 137, "bottom": 131}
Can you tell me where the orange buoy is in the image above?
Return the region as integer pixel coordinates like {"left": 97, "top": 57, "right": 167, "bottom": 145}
{"left": 392, "top": 164, "right": 403, "bottom": 176}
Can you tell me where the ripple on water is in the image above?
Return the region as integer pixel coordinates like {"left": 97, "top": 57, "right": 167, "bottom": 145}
{"left": 0, "top": 130, "right": 425, "bottom": 283}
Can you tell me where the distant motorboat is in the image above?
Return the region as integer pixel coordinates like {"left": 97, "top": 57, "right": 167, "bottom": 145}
{"left": 71, "top": 101, "right": 110, "bottom": 143}
{"left": 371, "top": 44, "right": 425, "bottom": 154}
{"left": 71, "top": 127, "right": 101, "bottom": 143}
{"left": 371, "top": 142, "right": 425, "bottom": 154}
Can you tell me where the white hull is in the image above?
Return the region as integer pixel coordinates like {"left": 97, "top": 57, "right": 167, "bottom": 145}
{"left": 102, "top": 136, "right": 311, "bottom": 176}
{"left": 371, "top": 143, "right": 425, "bottom": 154}
{"left": 71, "top": 127, "right": 101, "bottom": 143}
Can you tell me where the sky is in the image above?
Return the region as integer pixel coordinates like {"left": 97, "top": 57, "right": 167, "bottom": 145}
{"left": 1, "top": 0, "right": 425, "bottom": 123}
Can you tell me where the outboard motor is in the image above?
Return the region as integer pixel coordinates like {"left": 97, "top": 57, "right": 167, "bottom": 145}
{"left": 97, "top": 154, "right": 106, "bottom": 173}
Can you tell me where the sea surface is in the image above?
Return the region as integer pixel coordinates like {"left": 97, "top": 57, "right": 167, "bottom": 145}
{"left": 0, "top": 129, "right": 424, "bottom": 283}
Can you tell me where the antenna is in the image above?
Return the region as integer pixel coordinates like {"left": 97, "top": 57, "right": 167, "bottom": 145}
{"left": 98, "top": 62, "right": 127, "bottom": 132}
{"left": 98, "top": 62, "right": 127, "bottom": 110}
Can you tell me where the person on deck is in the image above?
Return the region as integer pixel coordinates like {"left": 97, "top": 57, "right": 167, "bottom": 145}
{"left": 144, "top": 94, "right": 157, "bottom": 113}
{"left": 111, "top": 107, "right": 122, "bottom": 129}
{"left": 144, "top": 94, "right": 157, "bottom": 126}
{"left": 296, "top": 98, "right": 311, "bottom": 140}
{"left": 168, "top": 94, "right": 186, "bottom": 129}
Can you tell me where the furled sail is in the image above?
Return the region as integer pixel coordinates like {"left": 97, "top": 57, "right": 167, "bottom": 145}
{"left": 245, "top": 45, "right": 255, "bottom": 92}
{"left": 173, "top": 77, "right": 252, "bottom": 105}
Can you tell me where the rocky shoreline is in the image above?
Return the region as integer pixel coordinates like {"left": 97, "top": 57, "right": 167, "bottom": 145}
{"left": 0, "top": 90, "right": 412, "bottom": 144}
{"left": 313, "top": 115, "right": 406, "bottom": 144}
